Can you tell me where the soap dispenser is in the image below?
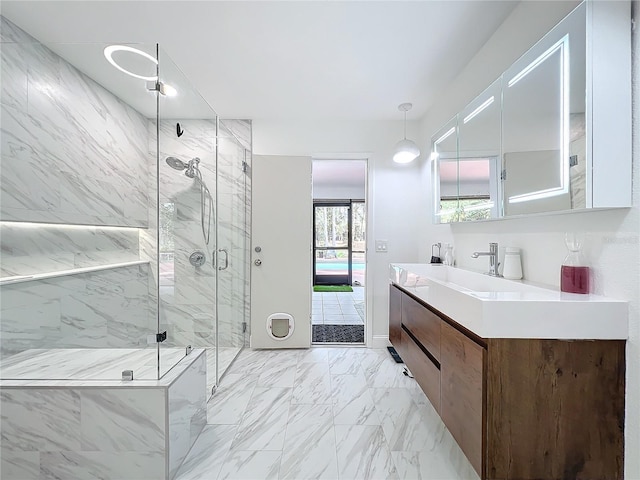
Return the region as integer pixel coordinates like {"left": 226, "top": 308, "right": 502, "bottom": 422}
{"left": 561, "top": 233, "right": 589, "bottom": 294}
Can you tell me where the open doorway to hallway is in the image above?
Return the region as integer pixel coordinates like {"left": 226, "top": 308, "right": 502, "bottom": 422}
{"left": 311, "top": 159, "right": 367, "bottom": 345}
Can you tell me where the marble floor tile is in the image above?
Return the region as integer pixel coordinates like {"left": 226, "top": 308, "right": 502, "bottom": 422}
{"left": 372, "top": 387, "right": 446, "bottom": 452}
{"left": 231, "top": 387, "right": 291, "bottom": 451}
{"left": 328, "top": 348, "right": 366, "bottom": 375}
{"left": 207, "top": 373, "right": 258, "bottom": 425}
{"left": 174, "top": 424, "right": 237, "bottom": 480}
{"left": 392, "top": 445, "right": 480, "bottom": 480}
{"left": 331, "top": 374, "right": 380, "bottom": 426}
{"left": 217, "top": 450, "right": 281, "bottom": 480}
{"left": 335, "top": 425, "right": 398, "bottom": 480}
{"left": 176, "top": 346, "right": 478, "bottom": 480}
{"left": 291, "top": 361, "right": 333, "bottom": 405}
{"left": 279, "top": 404, "right": 338, "bottom": 480}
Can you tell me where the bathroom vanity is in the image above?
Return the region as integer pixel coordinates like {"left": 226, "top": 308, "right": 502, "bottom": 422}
{"left": 389, "top": 263, "right": 627, "bottom": 480}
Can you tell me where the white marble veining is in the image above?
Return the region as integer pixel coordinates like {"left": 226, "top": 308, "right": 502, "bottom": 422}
{"left": 1, "top": 261, "right": 151, "bottom": 357}
{"left": 0, "top": 347, "right": 186, "bottom": 380}
{"left": 168, "top": 351, "right": 207, "bottom": 479}
{"left": 391, "top": 263, "right": 628, "bottom": 339}
{"left": 0, "top": 16, "right": 150, "bottom": 227}
{"left": 176, "top": 347, "right": 479, "bottom": 480}
{"left": 1, "top": 349, "right": 207, "bottom": 480}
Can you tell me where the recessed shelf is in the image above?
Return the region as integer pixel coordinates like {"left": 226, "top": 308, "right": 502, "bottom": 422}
{"left": 0, "top": 260, "right": 149, "bottom": 286}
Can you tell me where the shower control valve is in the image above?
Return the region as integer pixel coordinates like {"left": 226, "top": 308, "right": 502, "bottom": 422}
{"left": 254, "top": 259, "right": 262, "bottom": 266}
{"left": 189, "top": 251, "right": 206, "bottom": 267}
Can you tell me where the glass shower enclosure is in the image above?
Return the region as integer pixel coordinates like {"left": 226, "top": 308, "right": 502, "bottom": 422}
{"left": 0, "top": 15, "right": 249, "bottom": 390}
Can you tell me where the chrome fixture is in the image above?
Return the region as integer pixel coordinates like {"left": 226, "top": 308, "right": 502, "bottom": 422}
{"left": 189, "top": 251, "right": 206, "bottom": 268}
{"left": 393, "top": 103, "right": 420, "bottom": 164}
{"left": 165, "top": 156, "right": 213, "bottom": 246}
{"left": 471, "top": 242, "right": 501, "bottom": 276}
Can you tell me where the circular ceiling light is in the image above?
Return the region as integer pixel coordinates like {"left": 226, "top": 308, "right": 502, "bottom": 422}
{"left": 104, "top": 45, "right": 158, "bottom": 81}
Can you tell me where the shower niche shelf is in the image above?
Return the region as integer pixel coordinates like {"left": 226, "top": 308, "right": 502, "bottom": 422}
{"left": 0, "top": 260, "right": 149, "bottom": 285}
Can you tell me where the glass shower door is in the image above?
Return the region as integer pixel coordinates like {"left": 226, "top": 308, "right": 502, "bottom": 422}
{"left": 215, "top": 122, "right": 250, "bottom": 381}
{"left": 157, "top": 46, "right": 218, "bottom": 380}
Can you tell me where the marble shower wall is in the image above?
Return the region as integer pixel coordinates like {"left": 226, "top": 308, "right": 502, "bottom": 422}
{"left": 0, "top": 17, "right": 154, "bottom": 359}
{"left": 0, "top": 264, "right": 153, "bottom": 358}
{"left": 0, "top": 16, "right": 150, "bottom": 227}
{"left": 155, "top": 119, "right": 218, "bottom": 355}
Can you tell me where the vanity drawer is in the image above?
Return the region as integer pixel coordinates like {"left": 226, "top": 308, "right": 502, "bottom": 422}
{"left": 440, "top": 321, "right": 484, "bottom": 477}
{"left": 401, "top": 327, "right": 441, "bottom": 413}
{"left": 402, "top": 294, "right": 441, "bottom": 361}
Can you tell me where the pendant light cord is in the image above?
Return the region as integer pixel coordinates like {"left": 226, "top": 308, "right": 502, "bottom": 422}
{"left": 403, "top": 110, "right": 407, "bottom": 139}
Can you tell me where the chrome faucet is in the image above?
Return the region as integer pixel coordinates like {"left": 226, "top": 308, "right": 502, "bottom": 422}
{"left": 472, "top": 242, "right": 501, "bottom": 276}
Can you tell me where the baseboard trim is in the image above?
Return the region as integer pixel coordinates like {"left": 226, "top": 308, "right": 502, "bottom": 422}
{"left": 371, "top": 335, "right": 391, "bottom": 349}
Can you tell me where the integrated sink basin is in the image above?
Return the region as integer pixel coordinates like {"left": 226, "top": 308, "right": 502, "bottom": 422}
{"left": 390, "top": 263, "right": 628, "bottom": 339}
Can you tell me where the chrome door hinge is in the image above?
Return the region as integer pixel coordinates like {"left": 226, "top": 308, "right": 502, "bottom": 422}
{"left": 156, "top": 331, "right": 167, "bottom": 343}
{"left": 242, "top": 322, "right": 247, "bottom": 333}
{"left": 500, "top": 169, "right": 507, "bottom": 181}
{"left": 569, "top": 155, "right": 578, "bottom": 167}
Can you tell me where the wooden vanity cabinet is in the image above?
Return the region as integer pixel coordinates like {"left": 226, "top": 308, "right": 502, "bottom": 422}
{"left": 389, "top": 283, "right": 625, "bottom": 480}
{"left": 440, "top": 321, "right": 484, "bottom": 476}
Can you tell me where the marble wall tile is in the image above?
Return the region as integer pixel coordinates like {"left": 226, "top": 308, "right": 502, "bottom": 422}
{"left": 0, "top": 17, "right": 151, "bottom": 227}
{"left": 39, "top": 451, "right": 165, "bottom": 480}
{"left": 0, "top": 265, "right": 152, "bottom": 356}
{"left": 217, "top": 450, "right": 280, "bottom": 480}
{"left": 0, "top": 448, "right": 39, "bottom": 480}
{"left": 80, "top": 389, "right": 165, "bottom": 452}
{"left": 0, "top": 388, "right": 81, "bottom": 452}
{"left": 219, "top": 119, "right": 252, "bottom": 152}
{"left": 168, "top": 351, "right": 207, "bottom": 479}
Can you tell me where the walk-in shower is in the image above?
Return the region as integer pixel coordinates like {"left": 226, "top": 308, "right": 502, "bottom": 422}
{"left": 0, "top": 17, "right": 251, "bottom": 479}
{"left": 165, "top": 156, "right": 214, "bottom": 245}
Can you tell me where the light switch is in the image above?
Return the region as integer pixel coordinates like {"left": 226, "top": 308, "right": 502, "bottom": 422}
{"left": 375, "top": 240, "right": 388, "bottom": 253}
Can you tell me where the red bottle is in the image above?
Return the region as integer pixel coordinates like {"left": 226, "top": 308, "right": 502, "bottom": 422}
{"left": 560, "top": 233, "right": 589, "bottom": 294}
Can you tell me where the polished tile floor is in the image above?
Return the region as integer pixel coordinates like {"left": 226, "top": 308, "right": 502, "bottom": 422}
{"left": 175, "top": 347, "right": 478, "bottom": 480}
{"left": 312, "top": 288, "right": 365, "bottom": 325}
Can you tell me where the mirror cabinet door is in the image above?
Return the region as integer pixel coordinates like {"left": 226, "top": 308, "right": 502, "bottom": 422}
{"left": 432, "top": 118, "right": 459, "bottom": 224}
{"left": 430, "top": 2, "right": 601, "bottom": 224}
{"left": 502, "top": 3, "right": 586, "bottom": 216}
{"left": 457, "top": 79, "right": 502, "bottom": 221}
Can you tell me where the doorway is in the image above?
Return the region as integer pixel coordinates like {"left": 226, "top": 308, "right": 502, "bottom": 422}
{"left": 311, "top": 159, "right": 367, "bottom": 345}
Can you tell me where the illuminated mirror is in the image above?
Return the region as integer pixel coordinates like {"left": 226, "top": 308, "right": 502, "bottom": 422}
{"left": 457, "top": 79, "right": 502, "bottom": 221}
{"left": 431, "top": 118, "right": 459, "bottom": 223}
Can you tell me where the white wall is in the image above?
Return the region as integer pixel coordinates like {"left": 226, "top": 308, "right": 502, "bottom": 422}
{"left": 253, "top": 119, "right": 423, "bottom": 346}
{"left": 417, "top": 1, "right": 639, "bottom": 477}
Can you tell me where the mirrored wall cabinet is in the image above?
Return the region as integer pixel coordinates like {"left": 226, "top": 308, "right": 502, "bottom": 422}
{"left": 431, "top": 1, "right": 631, "bottom": 223}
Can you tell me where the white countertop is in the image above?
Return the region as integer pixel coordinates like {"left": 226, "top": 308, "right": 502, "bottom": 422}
{"left": 390, "top": 263, "right": 628, "bottom": 340}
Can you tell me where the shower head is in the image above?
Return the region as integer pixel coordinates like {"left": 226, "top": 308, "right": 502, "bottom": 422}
{"left": 166, "top": 156, "right": 187, "bottom": 170}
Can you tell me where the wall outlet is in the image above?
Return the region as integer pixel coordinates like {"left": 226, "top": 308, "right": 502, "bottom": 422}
{"left": 375, "top": 240, "right": 388, "bottom": 253}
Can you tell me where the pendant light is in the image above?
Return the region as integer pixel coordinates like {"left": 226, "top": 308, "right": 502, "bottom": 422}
{"left": 393, "top": 103, "right": 420, "bottom": 164}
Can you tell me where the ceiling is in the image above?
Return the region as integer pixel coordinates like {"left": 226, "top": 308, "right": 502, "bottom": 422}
{"left": 1, "top": 1, "right": 520, "bottom": 121}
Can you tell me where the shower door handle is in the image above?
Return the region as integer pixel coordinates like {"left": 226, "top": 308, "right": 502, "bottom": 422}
{"left": 218, "top": 248, "right": 229, "bottom": 270}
